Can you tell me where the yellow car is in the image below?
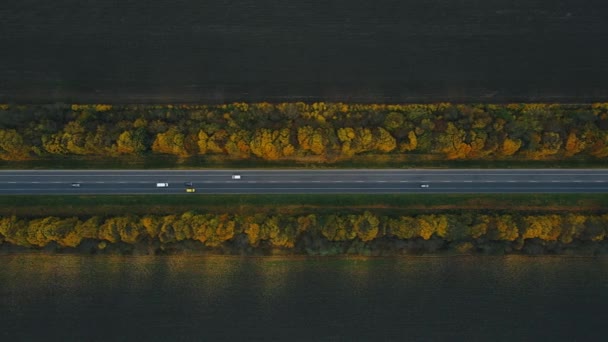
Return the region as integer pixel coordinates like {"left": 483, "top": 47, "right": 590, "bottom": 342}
{"left": 186, "top": 188, "right": 196, "bottom": 193}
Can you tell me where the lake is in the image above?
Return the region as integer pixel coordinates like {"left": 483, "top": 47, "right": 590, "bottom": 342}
{"left": 0, "top": 255, "right": 606, "bottom": 341}
{"left": 1, "top": 0, "right": 607, "bottom": 103}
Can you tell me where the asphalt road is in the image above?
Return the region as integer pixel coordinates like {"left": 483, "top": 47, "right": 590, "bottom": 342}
{"left": 1, "top": 169, "right": 608, "bottom": 195}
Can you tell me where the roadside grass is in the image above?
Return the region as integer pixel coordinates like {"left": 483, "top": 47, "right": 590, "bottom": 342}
{"left": 1, "top": 193, "right": 607, "bottom": 218}
{"left": 1, "top": 154, "right": 608, "bottom": 170}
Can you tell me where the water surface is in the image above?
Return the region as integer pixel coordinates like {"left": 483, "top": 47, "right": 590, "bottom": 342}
{"left": 0, "top": 255, "right": 606, "bottom": 341}
{"left": 2, "top": 0, "right": 607, "bottom": 103}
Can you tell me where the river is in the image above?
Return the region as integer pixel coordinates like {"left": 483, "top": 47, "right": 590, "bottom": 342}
{"left": 0, "top": 255, "right": 606, "bottom": 341}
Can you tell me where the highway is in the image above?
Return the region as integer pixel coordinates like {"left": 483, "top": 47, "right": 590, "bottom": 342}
{"left": 1, "top": 169, "right": 608, "bottom": 195}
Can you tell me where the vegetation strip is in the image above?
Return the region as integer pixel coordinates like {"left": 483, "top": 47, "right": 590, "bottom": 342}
{"left": 1, "top": 194, "right": 608, "bottom": 217}
{"left": 1, "top": 194, "right": 607, "bottom": 256}
{"left": 2, "top": 103, "right": 608, "bottom": 168}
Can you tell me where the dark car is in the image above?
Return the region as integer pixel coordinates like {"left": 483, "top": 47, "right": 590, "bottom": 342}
{"left": 184, "top": 182, "right": 193, "bottom": 187}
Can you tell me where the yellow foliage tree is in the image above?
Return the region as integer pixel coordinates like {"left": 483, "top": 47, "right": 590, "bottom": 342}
{"left": 501, "top": 138, "right": 522, "bottom": 156}
{"left": 0, "top": 129, "right": 30, "bottom": 160}
{"left": 399, "top": 131, "right": 418, "bottom": 152}
{"left": 565, "top": 132, "right": 586, "bottom": 157}
{"left": 439, "top": 123, "right": 471, "bottom": 159}
{"left": 375, "top": 127, "right": 397, "bottom": 153}
{"left": 492, "top": 215, "right": 520, "bottom": 241}
{"left": 197, "top": 130, "right": 209, "bottom": 154}
{"left": 387, "top": 216, "right": 418, "bottom": 239}
{"left": 353, "top": 211, "right": 380, "bottom": 242}
{"left": 418, "top": 215, "right": 449, "bottom": 239}
{"left": 250, "top": 128, "right": 281, "bottom": 160}
{"left": 522, "top": 215, "right": 562, "bottom": 241}
{"left": 152, "top": 128, "right": 189, "bottom": 156}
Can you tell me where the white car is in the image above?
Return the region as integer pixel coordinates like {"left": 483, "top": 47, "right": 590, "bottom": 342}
{"left": 232, "top": 174, "right": 241, "bottom": 180}
{"left": 156, "top": 183, "right": 169, "bottom": 187}
{"left": 420, "top": 184, "right": 430, "bottom": 188}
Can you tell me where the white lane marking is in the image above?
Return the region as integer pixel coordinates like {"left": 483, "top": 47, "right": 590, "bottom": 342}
{"left": 4, "top": 187, "right": 608, "bottom": 194}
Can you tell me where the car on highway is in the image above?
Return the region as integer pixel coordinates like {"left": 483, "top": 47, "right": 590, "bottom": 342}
{"left": 232, "top": 174, "right": 241, "bottom": 180}
{"left": 156, "top": 183, "right": 169, "bottom": 187}
{"left": 184, "top": 182, "right": 193, "bottom": 187}
{"left": 186, "top": 188, "right": 196, "bottom": 193}
{"left": 71, "top": 183, "right": 81, "bottom": 187}
{"left": 420, "top": 184, "right": 430, "bottom": 188}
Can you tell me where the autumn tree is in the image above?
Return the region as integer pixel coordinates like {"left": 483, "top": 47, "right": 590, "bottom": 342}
{"left": 116, "top": 130, "right": 146, "bottom": 154}
{"left": 152, "top": 127, "right": 189, "bottom": 156}
{"left": 437, "top": 123, "right": 471, "bottom": 159}
{"left": 521, "top": 215, "right": 562, "bottom": 241}
{"left": 351, "top": 211, "right": 380, "bottom": 242}
{"left": 490, "top": 215, "right": 520, "bottom": 241}
{"left": 501, "top": 138, "right": 522, "bottom": 156}
{"left": 0, "top": 129, "right": 30, "bottom": 160}
{"left": 250, "top": 128, "right": 294, "bottom": 160}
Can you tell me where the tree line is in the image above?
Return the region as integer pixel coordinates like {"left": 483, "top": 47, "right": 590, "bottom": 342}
{"left": 1, "top": 211, "right": 606, "bottom": 254}
{"left": 1, "top": 103, "right": 608, "bottom": 162}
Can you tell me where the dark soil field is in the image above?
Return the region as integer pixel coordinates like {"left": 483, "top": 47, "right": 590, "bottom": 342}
{"left": 1, "top": 0, "right": 607, "bottom": 103}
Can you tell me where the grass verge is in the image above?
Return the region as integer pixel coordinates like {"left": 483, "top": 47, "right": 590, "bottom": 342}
{"left": 1, "top": 193, "right": 607, "bottom": 217}
{"left": 2, "top": 154, "right": 608, "bottom": 170}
